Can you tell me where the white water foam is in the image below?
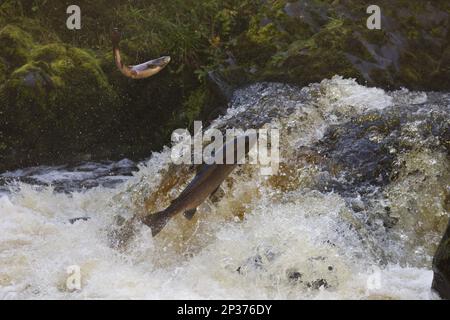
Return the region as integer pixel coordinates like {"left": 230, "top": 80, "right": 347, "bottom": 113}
{"left": 0, "top": 77, "right": 445, "bottom": 299}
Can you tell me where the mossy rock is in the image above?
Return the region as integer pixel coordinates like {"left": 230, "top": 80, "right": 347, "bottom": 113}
{"left": 1, "top": 42, "right": 120, "bottom": 168}
{"left": 0, "top": 0, "right": 25, "bottom": 21}
{"left": 0, "top": 25, "right": 34, "bottom": 68}
{"left": 1, "top": 0, "right": 450, "bottom": 171}
{"left": 30, "top": 43, "right": 68, "bottom": 63}
{"left": 6, "top": 62, "right": 52, "bottom": 108}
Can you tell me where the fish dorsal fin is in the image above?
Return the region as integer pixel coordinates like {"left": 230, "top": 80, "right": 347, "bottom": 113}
{"left": 183, "top": 208, "right": 197, "bottom": 220}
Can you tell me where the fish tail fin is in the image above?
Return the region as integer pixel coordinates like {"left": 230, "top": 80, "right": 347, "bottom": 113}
{"left": 142, "top": 210, "right": 171, "bottom": 237}
{"left": 111, "top": 28, "right": 121, "bottom": 48}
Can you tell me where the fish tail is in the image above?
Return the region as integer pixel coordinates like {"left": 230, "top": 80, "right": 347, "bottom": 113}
{"left": 142, "top": 210, "right": 171, "bottom": 237}
{"left": 111, "top": 28, "right": 121, "bottom": 49}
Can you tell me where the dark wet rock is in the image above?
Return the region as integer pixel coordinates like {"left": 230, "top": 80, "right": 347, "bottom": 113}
{"left": 69, "top": 217, "right": 91, "bottom": 224}
{"left": 287, "top": 268, "right": 333, "bottom": 288}
{"left": 317, "top": 100, "right": 449, "bottom": 197}
{"left": 324, "top": 240, "right": 337, "bottom": 248}
{"left": 318, "top": 112, "right": 400, "bottom": 193}
{"left": 433, "top": 220, "right": 450, "bottom": 299}
{"left": 307, "top": 279, "right": 329, "bottom": 290}
{"left": 236, "top": 248, "right": 278, "bottom": 274}
{"left": 0, "top": 160, "right": 138, "bottom": 194}
{"left": 207, "top": 70, "right": 235, "bottom": 103}
{"left": 206, "top": 58, "right": 249, "bottom": 104}
{"left": 287, "top": 270, "right": 303, "bottom": 283}
{"left": 235, "top": 1, "right": 449, "bottom": 90}
{"left": 311, "top": 95, "right": 449, "bottom": 267}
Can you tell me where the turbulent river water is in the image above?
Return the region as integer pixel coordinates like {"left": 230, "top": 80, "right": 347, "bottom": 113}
{"left": 0, "top": 77, "right": 448, "bottom": 299}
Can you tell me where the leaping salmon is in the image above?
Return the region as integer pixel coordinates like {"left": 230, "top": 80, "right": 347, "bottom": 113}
{"left": 143, "top": 133, "right": 257, "bottom": 236}
{"left": 111, "top": 28, "right": 171, "bottom": 79}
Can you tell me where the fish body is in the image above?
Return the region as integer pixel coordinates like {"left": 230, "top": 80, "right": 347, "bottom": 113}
{"left": 143, "top": 163, "right": 236, "bottom": 236}
{"left": 143, "top": 133, "right": 257, "bottom": 236}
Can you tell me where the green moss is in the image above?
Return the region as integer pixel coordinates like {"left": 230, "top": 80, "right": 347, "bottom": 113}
{"left": 1, "top": 0, "right": 450, "bottom": 170}
{"left": 0, "top": 25, "right": 34, "bottom": 68}
{"left": 7, "top": 62, "right": 55, "bottom": 119}
{"left": 439, "top": 238, "right": 450, "bottom": 260}
{"left": 0, "top": 0, "right": 25, "bottom": 18}
{"left": 31, "top": 43, "right": 67, "bottom": 63}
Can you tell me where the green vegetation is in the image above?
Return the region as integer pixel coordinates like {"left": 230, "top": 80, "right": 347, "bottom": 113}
{"left": 0, "top": 58, "right": 6, "bottom": 84}
{"left": 0, "top": 24, "right": 34, "bottom": 68}
{"left": 0, "top": 0, "right": 449, "bottom": 170}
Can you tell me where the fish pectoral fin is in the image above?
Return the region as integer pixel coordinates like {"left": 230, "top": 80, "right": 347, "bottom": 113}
{"left": 183, "top": 208, "right": 197, "bottom": 221}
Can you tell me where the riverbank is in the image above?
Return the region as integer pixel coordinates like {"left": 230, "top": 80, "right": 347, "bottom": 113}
{"left": 1, "top": 0, "right": 449, "bottom": 171}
